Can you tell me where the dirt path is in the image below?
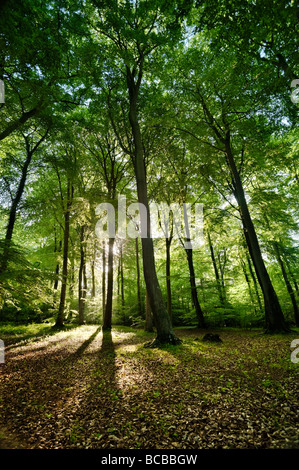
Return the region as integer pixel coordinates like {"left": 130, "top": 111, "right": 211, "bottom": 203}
{"left": 0, "top": 325, "right": 298, "bottom": 449}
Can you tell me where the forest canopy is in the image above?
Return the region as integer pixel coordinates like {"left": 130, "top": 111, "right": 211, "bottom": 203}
{"left": 0, "top": 0, "right": 298, "bottom": 342}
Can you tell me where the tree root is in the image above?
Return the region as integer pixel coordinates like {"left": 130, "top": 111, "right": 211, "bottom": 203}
{"left": 143, "top": 334, "right": 182, "bottom": 348}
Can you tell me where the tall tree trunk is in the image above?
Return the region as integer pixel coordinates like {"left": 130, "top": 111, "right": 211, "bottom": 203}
{"left": 224, "top": 131, "right": 288, "bottom": 332}
{"left": 218, "top": 249, "right": 227, "bottom": 304}
{"left": 207, "top": 231, "right": 225, "bottom": 306}
{"left": 91, "top": 240, "right": 96, "bottom": 298}
{"left": 69, "top": 251, "right": 75, "bottom": 306}
{"left": 165, "top": 236, "right": 172, "bottom": 321}
{"left": 246, "top": 254, "right": 262, "bottom": 311}
{"left": 135, "top": 237, "right": 142, "bottom": 316}
{"left": 185, "top": 247, "right": 206, "bottom": 328}
{"left": 119, "top": 242, "right": 125, "bottom": 323}
{"left": 78, "top": 225, "right": 86, "bottom": 325}
{"left": 53, "top": 226, "right": 61, "bottom": 292}
{"left": 182, "top": 203, "right": 205, "bottom": 328}
{"left": 145, "top": 289, "right": 154, "bottom": 332}
{"left": 284, "top": 256, "right": 299, "bottom": 294}
{"left": 102, "top": 240, "right": 106, "bottom": 321}
{"left": 56, "top": 184, "right": 72, "bottom": 327}
{"left": 53, "top": 239, "right": 62, "bottom": 291}
{"left": 120, "top": 242, "right": 124, "bottom": 309}
{"left": 103, "top": 237, "right": 114, "bottom": 330}
{"left": 126, "top": 66, "right": 179, "bottom": 344}
{"left": 0, "top": 145, "right": 32, "bottom": 273}
{"left": 0, "top": 130, "right": 48, "bottom": 273}
{"left": 241, "top": 259, "right": 257, "bottom": 311}
{"left": 91, "top": 259, "right": 96, "bottom": 298}
{"left": 274, "top": 243, "right": 299, "bottom": 326}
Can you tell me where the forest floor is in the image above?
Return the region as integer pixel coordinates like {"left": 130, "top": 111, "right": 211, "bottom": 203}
{"left": 0, "top": 323, "right": 298, "bottom": 450}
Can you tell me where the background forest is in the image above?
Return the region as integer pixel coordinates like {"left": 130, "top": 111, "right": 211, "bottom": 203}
{"left": 0, "top": 0, "right": 298, "bottom": 336}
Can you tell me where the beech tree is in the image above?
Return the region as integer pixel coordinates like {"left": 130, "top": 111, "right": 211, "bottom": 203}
{"left": 170, "top": 40, "right": 291, "bottom": 332}
{"left": 87, "top": 0, "right": 193, "bottom": 344}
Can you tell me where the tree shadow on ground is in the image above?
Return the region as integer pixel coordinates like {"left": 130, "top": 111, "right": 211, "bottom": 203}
{"left": 3, "top": 322, "right": 82, "bottom": 348}
{"left": 71, "top": 326, "right": 102, "bottom": 358}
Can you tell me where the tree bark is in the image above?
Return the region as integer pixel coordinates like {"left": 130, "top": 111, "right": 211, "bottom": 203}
{"left": 207, "top": 231, "right": 225, "bottom": 306}
{"left": 0, "top": 100, "right": 45, "bottom": 142}
{"left": 246, "top": 253, "right": 262, "bottom": 311}
{"left": 53, "top": 239, "right": 62, "bottom": 291}
{"left": 1, "top": 141, "right": 33, "bottom": 273}
{"left": 182, "top": 203, "right": 205, "bottom": 328}
{"left": 224, "top": 132, "right": 288, "bottom": 332}
{"left": 78, "top": 225, "right": 86, "bottom": 325}
{"left": 185, "top": 247, "right": 206, "bottom": 328}
{"left": 273, "top": 242, "right": 299, "bottom": 327}
{"left": 0, "top": 130, "right": 48, "bottom": 274}
{"left": 126, "top": 66, "right": 179, "bottom": 345}
{"left": 91, "top": 259, "right": 96, "bottom": 298}
{"left": 56, "top": 183, "right": 72, "bottom": 327}
{"left": 145, "top": 289, "right": 154, "bottom": 332}
{"left": 120, "top": 242, "right": 124, "bottom": 309}
{"left": 241, "top": 259, "right": 257, "bottom": 311}
{"left": 165, "top": 236, "right": 172, "bottom": 321}
{"left": 103, "top": 237, "right": 115, "bottom": 330}
{"left": 102, "top": 240, "right": 106, "bottom": 321}
{"left": 284, "top": 256, "right": 299, "bottom": 294}
{"left": 135, "top": 237, "right": 142, "bottom": 316}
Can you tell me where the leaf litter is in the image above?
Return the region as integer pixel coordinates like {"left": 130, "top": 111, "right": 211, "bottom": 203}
{"left": 0, "top": 325, "right": 298, "bottom": 449}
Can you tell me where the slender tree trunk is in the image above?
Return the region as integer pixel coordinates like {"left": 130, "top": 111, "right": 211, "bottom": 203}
{"left": 126, "top": 66, "right": 179, "bottom": 344}
{"left": 53, "top": 227, "right": 61, "bottom": 292}
{"left": 246, "top": 254, "right": 262, "bottom": 311}
{"left": 91, "top": 239, "right": 97, "bottom": 298}
{"left": 102, "top": 240, "right": 106, "bottom": 321}
{"left": 274, "top": 243, "right": 299, "bottom": 326}
{"left": 283, "top": 256, "right": 299, "bottom": 294}
{"left": 182, "top": 204, "right": 205, "bottom": 328}
{"left": 0, "top": 100, "right": 45, "bottom": 142}
{"left": 103, "top": 237, "right": 114, "bottom": 330}
{"left": 207, "top": 231, "right": 225, "bottom": 306}
{"left": 117, "top": 256, "right": 120, "bottom": 296}
{"left": 91, "top": 260, "right": 96, "bottom": 298}
{"left": 241, "top": 259, "right": 257, "bottom": 311}
{"left": 0, "top": 147, "right": 33, "bottom": 273}
{"left": 56, "top": 186, "right": 72, "bottom": 327}
{"left": 224, "top": 132, "right": 288, "bottom": 332}
{"left": 0, "top": 130, "right": 48, "bottom": 273}
{"left": 78, "top": 225, "right": 86, "bottom": 325}
{"left": 83, "top": 262, "right": 87, "bottom": 310}
{"left": 165, "top": 236, "right": 172, "bottom": 321}
{"left": 145, "top": 289, "right": 154, "bottom": 332}
{"left": 119, "top": 242, "right": 125, "bottom": 323}
{"left": 218, "top": 249, "right": 227, "bottom": 303}
{"left": 53, "top": 239, "right": 62, "bottom": 291}
{"left": 120, "top": 242, "right": 124, "bottom": 309}
{"left": 91, "top": 240, "right": 96, "bottom": 299}
{"left": 69, "top": 251, "right": 75, "bottom": 306}
{"left": 185, "top": 247, "right": 206, "bottom": 328}
{"left": 135, "top": 237, "right": 142, "bottom": 316}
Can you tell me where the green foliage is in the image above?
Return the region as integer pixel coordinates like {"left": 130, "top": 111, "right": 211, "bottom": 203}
{"left": 0, "top": 0, "right": 298, "bottom": 331}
